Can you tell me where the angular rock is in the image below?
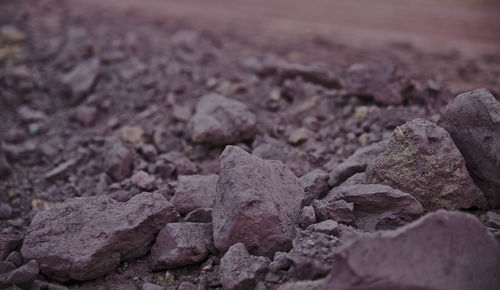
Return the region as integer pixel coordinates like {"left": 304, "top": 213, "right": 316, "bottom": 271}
{"left": 485, "top": 211, "right": 500, "bottom": 229}
{"left": 103, "top": 139, "right": 134, "bottom": 182}
{"left": 324, "top": 210, "right": 500, "bottom": 290}
{"left": 306, "top": 220, "right": 339, "bottom": 236}
{"left": 0, "top": 234, "right": 22, "bottom": 261}
{"left": 130, "top": 170, "right": 155, "bottom": 190}
{"left": 366, "top": 118, "right": 486, "bottom": 210}
{"left": 0, "top": 203, "right": 13, "bottom": 220}
{"left": 183, "top": 208, "right": 212, "bottom": 223}
{"left": 156, "top": 152, "right": 197, "bottom": 177}
{"left": 150, "top": 223, "right": 212, "bottom": 270}
{"left": 17, "top": 106, "right": 47, "bottom": 123}
{"left": 213, "top": 146, "right": 305, "bottom": 257}
{"left": 21, "top": 193, "right": 179, "bottom": 281}
{"left": 188, "top": 94, "right": 256, "bottom": 145}
{"left": 120, "top": 125, "right": 145, "bottom": 148}
{"left": 5, "top": 252, "right": 23, "bottom": 268}
{"left": 341, "top": 172, "right": 366, "bottom": 186}
{"left": 328, "top": 140, "right": 388, "bottom": 187}
{"left": 312, "top": 200, "right": 354, "bottom": 224}
{"left": 298, "top": 206, "right": 316, "bottom": 229}
{"left": 0, "top": 260, "right": 39, "bottom": 287}
{"left": 61, "top": 58, "right": 100, "bottom": 102}
{"left": 220, "top": 243, "right": 270, "bottom": 290}
{"left": 324, "top": 184, "right": 423, "bottom": 231}
{"left": 300, "top": 169, "right": 329, "bottom": 206}
{"left": 171, "top": 174, "right": 218, "bottom": 215}
{"left": 440, "top": 88, "right": 500, "bottom": 208}
{"left": 72, "top": 106, "right": 98, "bottom": 127}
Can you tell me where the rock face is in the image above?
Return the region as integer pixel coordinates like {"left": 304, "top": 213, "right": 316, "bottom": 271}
{"left": 366, "top": 118, "right": 486, "bottom": 210}
{"left": 170, "top": 174, "right": 218, "bottom": 215}
{"left": 213, "top": 146, "right": 305, "bottom": 257}
{"left": 323, "top": 184, "right": 423, "bottom": 231}
{"left": 21, "top": 193, "right": 179, "bottom": 281}
{"left": 150, "top": 223, "right": 212, "bottom": 270}
{"left": 220, "top": 243, "right": 270, "bottom": 290}
{"left": 103, "top": 138, "right": 134, "bottom": 182}
{"left": 188, "top": 94, "right": 257, "bottom": 145}
{"left": 440, "top": 88, "right": 500, "bottom": 208}
{"left": 324, "top": 210, "right": 500, "bottom": 290}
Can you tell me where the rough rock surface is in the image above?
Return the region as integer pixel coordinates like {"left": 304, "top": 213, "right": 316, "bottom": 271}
{"left": 0, "top": 234, "right": 23, "bottom": 261}
{"left": 21, "top": 193, "right": 179, "bottom": 281}
{"left": 366, "top": 118, "right": 486, "bottom": 210}
{"left": 440, "top": 88, "right": 500, "bottom": 208}
{"left": 324, "top": 184, "right": 423, "bottom": 231}
{"left": 312, "top": 200, "right": 354, "bottom": 224}
{"left": 103, "top": 138, "right": 134, "bottom": 182}
{"left": 0, "top": 260, "right": 39, "bottom": 287}
{"left": 213, "top": 146, "right": 305, "bottom": 257}
{"left": 171, "top": 174, "right": 218, "bottom": 215}
{"left": 220, "top": 243, "right": 270, "bottom": 290}
{"left": 324, "top": 210, "right": 500, "bottom": 290}
{"left": 150, "top": 223, "right": 212, "bottom": 270}
{"left": 328, "top": 140, "right": 388, "bottom": 187}
{"left": 300, "top": 169, "right": 329, "bottom": 206}
{"left": 188, "top": 94, "right": 257, "bottom": 145}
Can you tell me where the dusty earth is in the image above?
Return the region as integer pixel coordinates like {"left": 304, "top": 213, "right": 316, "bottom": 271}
{"left": 1, "top": 0, "right": 500, "bottom": 289}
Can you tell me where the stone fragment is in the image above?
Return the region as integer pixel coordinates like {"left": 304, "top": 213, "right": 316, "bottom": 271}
{"left": 71, "top": 106, "right": 98, "bottom": 127}
{"left": 213, "top": 146, "right": 305, "bottom": 257}
{"left": 366, "top": 118, "right": 486, "bottom": 210}
{"left": 139, "top": 144, "right": 157, "bottom": 162}
{"left": 298, "top": 206, "right": 316, "bottom": 229}
{"left": 440, "top": 88, "right": 500, "bottom": 207}
{"left": 21, "top": 193, "right": 179, "bottom": 281}
{"left": 312, "top": 200, "right": 354, "bottom": 224}
{"left": 340, "top": 172, "right": 366, "bottom": 186}
{"left": 183, "top": 208, "right": 212, "bottom": 223}
{"left": 130, "top": 170, "right": 155, "bottom": 190}
{"left": 171, "top": 174, "right": 218, "bottom": 215}
{"left": 150, "top": 223, "right": 212, "bottom": 270}
{"left": 103, "top": 139, "right": 134, "bottom": 181}
{"left": 120, "top": 125, "right": 145, "bottom": 148}
{"left": 0, "top": 234, "right": 22, "bottom": 261}
{"left": 156, "top": 152, "right": 197, "bottom": 177}
{"left": 328, "top": 140, "right": 388, "bottom": 187}
{"left": 44, "top": 158, "right": 78, "bottom": 181}
{"left": 288, "top": 128, "right": 315, "bottom": 145}
{"left": 0, "top": 203, "right": 13, "bottom": 220}
{"left": 61, "top": 58, "right": 100, "bottom": 102}
{"left": 0, "top": 144, "right": 11, "bottom": 179}
{"left": 306, "top": 220, "right": 340, "bottom": 236}
{"left": 220, "top": 243, "right": 270, "bottom": 290}
{"left": 0, "top": 260, "right": 38, "bottom": 287}
{"left": 17, "top": 106, "right": 47, "bottom": 123}
{"left": 5, "top": 252, "right": 23, "bottom": 268}
{"left": 142, "top": 282, "right": 165, "bottom": 290}
{"left": 300, "top": 169, "right": 329, "bottom": 206}
{"left": 324, "top": 210, "right": 500, "bottom": 290}
{"left": 188, "top": 94, "right": 256, "bottom": 145}
{"left": 485, "top": 211, "right": 500, "bottom": 229}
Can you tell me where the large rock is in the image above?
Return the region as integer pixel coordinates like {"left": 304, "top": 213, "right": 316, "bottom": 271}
{"left": 170, "top": 174, "right": 218, "bottom": 215}
{"left": 440, "top": 88, "right": 500, "bottom": 208}
{"left": 188, "top": 94, "right": 256, "bottom": 145}
{"left": 324, "top": 210, "right": 500, "bottom": 290}
{"left": 213, "top": 146, "right": 305, "bottom": 257}
{"left": 366, "top": 118, "right": 486, "bottom": 210}
{"left": 21, "top": 193, "right": 179, "bottom": 281}
{"left": 323, "top": 184, "right": 423, "bottom": 231}
{"left": 220, "top": 243, "right": 270, "bottom": 290}
{"left": 103, "top": 138, "right": 134, "bottom": 182}
{"left": 150, "top": 223, "right": 212, "bottom": 270}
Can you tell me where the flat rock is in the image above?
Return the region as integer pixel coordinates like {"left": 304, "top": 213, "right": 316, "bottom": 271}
{"left": 171, "top": 174, "right": 218, "bottom": 215}
{"left": 0, "top": 260, "right": 39, "bottom": 287}
{"left": 188, "top": 94, "right": 256, "bottom": 145}
{"left": 61, "top": 58, "right": 100, "bottom": 102}
{"left": 21, "top": 193, "right": 179, "bottom": 281}
{"left": 220, "top": 243, "right": 270, "bottom": 290}
{"left": 312, "top": 200, "right": 354, "bottom": 224}
{"left": 366, "top": 118, "right": 486, "bottom": 210}
{"left": 440, "top": 88, "right": 500, "bottom": 208}
{"left": 324, "top": 184, "right": 423, "bottom": 231}
{"left": 324, "top": 210, "right": 500, "bottom": 290}
{"left": 300, "top": 169, "right": 329, "bottom": 206}
{"left": 150, "top": 222, "right": 212, "bottom": 270}
{"left": 103, "top": 138, "right": 134, "bottom": 182}
{"left": 328, "top": 140, "right": 388, "bottom": 187}
{"left": 213, "top": 146, "right": 305, "bottom": 257}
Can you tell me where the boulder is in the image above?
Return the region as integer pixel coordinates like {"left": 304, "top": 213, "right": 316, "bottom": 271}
{"left": 213, "top": 146, "right": 305, "bottom": 257}
{"left": 366, "top": 118, "right": 486, "bottom": 210}
{"left": 440, "top": 88, "right": 500, "bottom": 208}
{"left": 171, "top": 174, "right": 218, "bottom": 215}
{"left": 21, "top": 193, "right": 179, "bottom": 281}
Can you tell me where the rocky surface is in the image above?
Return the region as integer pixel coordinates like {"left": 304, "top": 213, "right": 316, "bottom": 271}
{"left": 440, "top": 88, "right": 500, "bottom": 208}
{"left": 213, "top": 146, "right": 305, "bottom": 257}
{"left": 170, "top": 174, "right": 218, "bottom": 215}
{"left": 366, "top": 118, "right": 487, "bottom": 210}
{"left": 21, "top": 193, "right": 179, "bottom": 281}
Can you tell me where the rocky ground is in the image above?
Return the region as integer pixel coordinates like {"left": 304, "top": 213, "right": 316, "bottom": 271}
{"left": 1, "top": 0, "right": 500, "bottom": 289}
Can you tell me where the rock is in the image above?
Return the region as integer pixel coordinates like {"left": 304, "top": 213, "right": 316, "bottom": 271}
{"left": 324, "top": 184, "right": 423, "bottom": 231}
{"left": 21, "top": 193, "right": 179, "bottom": 281}
{"left": 157, "top": 152, "right": 197, "bottom": 177}
{"left": 188, "top": 94, "right": 256, "bottom": 145}
{"left": 152, "top": 126, "right": 181, "bottom": 154}
{"left": 288, "top": 128, "right": 315, "bottom": 145}
{"left": 340, "top": 172, "right": 366, "bottom": 186}
{"left": 219, "top": 243, "right": 270, "bottom": 290}
{"left": 306, "top": 220, "right": 340, "bottom": 236}
{"left": 485, "top": 211, "right": 500, "bottom": 229}
{"left": 130, "top": 170, "right": 155, "bottom": 190}
{"left": 120, "top": 126, "right": 145, "bottom": 148}
{"left": 0, "top": 234, "right": 22, "bottom": 261}
{"left": 0, "top": 260, "right": 39, "bottom": 287}
{"left": 150, "top": 223, "right": 212, "bottom": 270}
{"left": 213, "top": 146, "right": 305, "bottom": 257}
{"left": 44, "top": 158, "right": 78, "bottom": 181}
{"left": 324, "top": 210, "right": 500, "bottom": 290}
{"left": 343, "top": 63, "right": 409, "bottom": 105}
{"left": 61, "top": 58, "right": 100, "bottom": 102}
{"left": 300, "top": 169, "right": 329, "bottom": 206}
{"left": 0, "top": 203, "right": 13, "bottom": 219}
{"left": 142, "top": 282, "right": 165, "bottom": 290}
{"left": 71, "top": 106, "right": 98, "bottom": 127}
{"left": 177, "top": 281, "right": 196, "bottom": 290}
{"left": 0, "top": 261, "right": 15, "bottom": 274}
{"left": 328, "top": 140, "right": 388, "bottom": 187}
{"left": 171, "top": 174, "right": 218, "bottom": 215}
{"left": 366, "top": 118, "right": 487, "bottom": 210}
{"left": 172, "top": 104, "right": 192, "bottom": 122}
{"left": 277, "top": 279, "right": 324, "bottom": 290}
{"left": 139, "top": 144, "right": 157, "bottom": 162}
{"left": 17, "top": 106, "right": 47, "bottom": 123}
{"left": 298, "top": 206, "right": 316, "bottom": 229}
{"left": 440, "top": 88, "right": 500, "bottom": 208}
{"left": 5, "top": 252, "right": 23, "bottom": 268}
{"left": 183, "top": 208, "right": 212, "bottom": 223}
{"left": 103, "top": 139, "right": 134, "bottom": 181}
{"left": 0, "top": 144, "right": 11, "bottom": 179}
{"left": 312, "top": 200, "right": 354, "bottom": 224}
{"left": 253, "top": 137, "right": 311, "bottom": 177}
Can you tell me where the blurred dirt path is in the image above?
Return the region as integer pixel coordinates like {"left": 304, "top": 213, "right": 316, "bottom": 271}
{"left": 70, "top": 0, "right": 500, "bottom": 56}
